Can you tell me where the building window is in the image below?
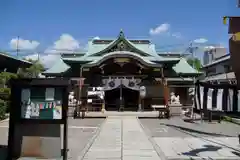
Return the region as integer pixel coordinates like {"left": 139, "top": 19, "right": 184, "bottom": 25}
{"left": 224, "top": 65, "right": 231, "bottom": 73}
{"left": 206, "top": 68, "right": 216, "bottom": 76}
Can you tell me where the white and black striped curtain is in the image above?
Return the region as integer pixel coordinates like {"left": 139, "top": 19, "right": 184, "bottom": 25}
{"left": 194, "top": 81, "right": 239, "bottom": 113}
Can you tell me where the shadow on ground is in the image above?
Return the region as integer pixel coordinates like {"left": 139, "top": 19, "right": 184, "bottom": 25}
{"left": 182, "top": 145, "right": 221, "bottom": 156}
{"left": 182, "top": 145, "right": 240, "bottom": 158}
{"left": 160, "top": 123, "right": 232, "bottom": 137}
{"left": 0, "top": 145, "right": 8, "bottom": 159}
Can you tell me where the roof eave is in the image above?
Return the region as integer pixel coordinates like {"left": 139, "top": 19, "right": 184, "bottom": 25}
{"left": 177, "top": 72, "right": 203, "bottom": 76}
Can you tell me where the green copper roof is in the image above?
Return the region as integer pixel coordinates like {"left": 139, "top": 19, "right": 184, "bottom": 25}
{"left": 62, "top": 31, "right": 180, "bottom": 64}
{"left": 172, "top": 58, "right": 199, "bottom": 74}
{"left": 42, "top": 59, "right": 70, "bottom": 75}
{"left": 82, "top": 51, "right": 160, "bottom": 67}
{"left": 86, "top": 31, "right": 155, "bottom": 57}
{"left": 62, "top": 51, "right": 180, "bottom": 65}
{"left": 86, "top": 42, "right": 158, "bottom": 57}
{"left": 44, "top": 31, "right": 200, "bottom": 75}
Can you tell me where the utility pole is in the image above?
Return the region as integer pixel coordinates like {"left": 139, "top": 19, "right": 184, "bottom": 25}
{"left": 188, "top": 42, "right": 199, "bottom": 119}
{"left": 16, "top": 36, "right": 19, "bottom": 57}
{"left": 188, "top": 42, "right": 198, "bottom": 69}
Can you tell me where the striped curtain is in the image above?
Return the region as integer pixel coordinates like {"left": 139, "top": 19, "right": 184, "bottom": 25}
{"left": 195, "top": 81, "right": 239, "bottom": 113}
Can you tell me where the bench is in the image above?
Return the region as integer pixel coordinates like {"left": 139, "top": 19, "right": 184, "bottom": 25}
{"left": 207, "top": 109, "right": 224, "bottom": 123}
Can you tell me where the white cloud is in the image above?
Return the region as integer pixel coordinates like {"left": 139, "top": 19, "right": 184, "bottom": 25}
{"left": 204, "top": 44, "right": 225, "bottom": 51}
{"left": 51, "top": 33, "right": 80, "bottom": 51}
{"left": 93, "top": 36, "right": 100, "bottom": 40}
{"left": 32, "top": 33, "right": 80, "bottom": 68}
{"left": 9, "top": 38, "right": 40, "bottom": 50}
{"left": 204, "top": 46, "right": 215, "bottom": 50}
{"left": 25, "top": 53, "right": 39, "bottom": 61}
{"left": 25, "top": 53, "right": 60, "bottom": 68}
{"left": 149, "top": 23, "right": 170, "bottom": 35}
{"left": 171, "top": 32, "right": 182, "bottom": 39}
{"left": 193, "top": 38, "right": 208, "bottom": 43}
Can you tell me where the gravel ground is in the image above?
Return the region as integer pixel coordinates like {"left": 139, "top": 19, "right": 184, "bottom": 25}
{"left": 139, "top": 117, "right": 240, "bottom": 138}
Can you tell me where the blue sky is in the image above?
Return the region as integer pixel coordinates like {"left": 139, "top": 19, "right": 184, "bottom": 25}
{"left": 0, "top": 0, "right": 239, "bottom": 66}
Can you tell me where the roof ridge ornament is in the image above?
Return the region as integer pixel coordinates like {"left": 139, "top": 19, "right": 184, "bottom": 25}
{"left": 119, "top": 29, "right": 125, "bottom": 39}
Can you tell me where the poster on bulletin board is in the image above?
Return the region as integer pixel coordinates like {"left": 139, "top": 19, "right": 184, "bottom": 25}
{"left": 20, "top": 88, "right": 62, "bottom": 120}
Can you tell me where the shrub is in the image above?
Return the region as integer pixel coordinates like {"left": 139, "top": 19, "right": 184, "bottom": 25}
{"left": 0, "top": 99, "right": 7, "bottom": 120}
{"left": 0, "top": 88, "right": 11, "bottom": 100}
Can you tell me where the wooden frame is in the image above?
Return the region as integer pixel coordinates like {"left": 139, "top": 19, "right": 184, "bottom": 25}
{"left": 7, "top": 78, "right": 70, "bottom": 160}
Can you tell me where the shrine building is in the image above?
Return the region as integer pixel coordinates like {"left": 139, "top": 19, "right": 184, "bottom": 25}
{"left": 43, "top": 30, "right": 201, "bottom": 111}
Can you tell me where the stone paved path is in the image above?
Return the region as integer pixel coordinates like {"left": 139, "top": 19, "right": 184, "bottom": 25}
{"left": 82, "top": 116, "right": 161, "bottom": 160}
{"left": 154, "top": 137, "right": 240, "bottom": 160}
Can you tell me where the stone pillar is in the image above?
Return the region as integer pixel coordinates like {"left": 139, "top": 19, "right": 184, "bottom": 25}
{"left": 101, "top": 102, "right": 105, "bottom": 113}
{"left": 138, "top": 95, "right": 142, "bottom": 112}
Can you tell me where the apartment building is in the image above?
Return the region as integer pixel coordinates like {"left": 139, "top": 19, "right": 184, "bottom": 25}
{"left": 202, "top": 47, "right": 235, "bottom": 84}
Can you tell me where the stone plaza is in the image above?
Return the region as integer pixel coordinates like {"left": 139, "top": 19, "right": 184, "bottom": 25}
{"left": 1, "top": 114, "right": 240, "bottom": 159}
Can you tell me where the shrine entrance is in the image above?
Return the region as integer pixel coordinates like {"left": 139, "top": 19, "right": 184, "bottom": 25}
{"left": 104, "top": 86, "right": 139, "bottom": 111}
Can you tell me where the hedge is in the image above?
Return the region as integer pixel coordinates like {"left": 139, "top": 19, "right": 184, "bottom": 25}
{"left": 0, "top": 99, "right": 7, "bottom": 120}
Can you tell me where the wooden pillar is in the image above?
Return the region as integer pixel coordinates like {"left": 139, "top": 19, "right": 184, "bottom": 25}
{"left": 161, "top": 67, "right": 169, "bottom": 106}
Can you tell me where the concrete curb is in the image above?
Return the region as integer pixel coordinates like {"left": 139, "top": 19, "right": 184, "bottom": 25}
{"left": 0, "top": 118, "right": 9, "bottom": 123}
{"left": 136, "top": 118, "right": 167, "bottom": 160}
{"left": 223, "top": 116, "right": 240, "bottom": 125}
{"left": 77, "top": 117, "right": 107, "bottom": 160}
{"left": 231, "top": 117, "right": 240, "bottom": 124}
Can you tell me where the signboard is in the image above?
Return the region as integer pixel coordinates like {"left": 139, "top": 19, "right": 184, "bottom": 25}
{"left": 139, "top": 86, "right": 146, "bottom": 98}
{"left": 114, "top": 58, "right": 130, "bottom": 63}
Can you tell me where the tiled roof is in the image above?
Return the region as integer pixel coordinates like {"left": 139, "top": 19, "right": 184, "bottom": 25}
{"left": 202, "top": 54, "right": 230, "bottom": 68}
{"left": 42, "top": 59, "right": 70, "bottom": 74}
{"left": 0, "top": 52, "right": 32, "bottom": 64}
{"left": 172, "top": 58, "right": 200, "bottom": 74}
{"left": 203, "top": 72, "right": 235, "bottom": 81}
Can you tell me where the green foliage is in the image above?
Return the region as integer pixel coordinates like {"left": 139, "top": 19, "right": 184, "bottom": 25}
{"left": 18, "top": 59, "right": 44, "bottom": 78}
{"left": 0, "top": 72, "right": 18, "bottom": 86}
{"left": 0, "top": 99, "right": 7, "bottom": 120}
{"left": 0, "top": 72, "right": 17, "bottom": 117}
{"left": 223, "top": 116, "right": 233, "bottom": 122}
{"left": 0, "top": 88, "right": 11, "bottom": 100}
{"left": 187, "top": 58, "right": 202, "bottom": 71}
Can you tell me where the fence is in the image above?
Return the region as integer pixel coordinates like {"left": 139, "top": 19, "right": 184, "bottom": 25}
{"left": 194, "top": 81, "right": 240, "bottom": 115}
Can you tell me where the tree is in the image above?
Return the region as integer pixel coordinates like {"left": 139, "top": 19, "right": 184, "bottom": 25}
{"left": 0, "top": 72, "right": 17, "bottom": 118}
{"left": 18, "top": 59, "right": 45, "bottom": 78}
{"left": 0, "top": 72, "right": 18, "bottom": 88}
{"left": 187, "top": 58, "right": 202, "bottom": 71}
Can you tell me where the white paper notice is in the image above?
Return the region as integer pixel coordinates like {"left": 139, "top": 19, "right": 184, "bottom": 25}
{"left": 238, "top": 90, "right": 240, "bottom": 112}
{"left": 53, "top": 106, "right": 62, "bottom": 119}
{"left": 217, "top": 89, "right": 223, "bottom": 111}
{"left": 45, "top": 88, "right": 55, "bottom": 101}
{"left": 30, "top": 103, "right": 40, "bottom": 117}
{"left": 200, "top": 87, "right": 204, "bottom": 109}
{"left": 207, "top": 89, "right": 213, "bottom": 110}
{"left": 228, "top": 89, "right": 233, "bottom": 112}
{"left": 21, "top": 89, "right": 31, "bottom": 118}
